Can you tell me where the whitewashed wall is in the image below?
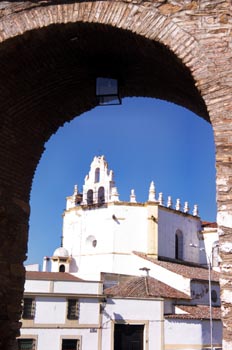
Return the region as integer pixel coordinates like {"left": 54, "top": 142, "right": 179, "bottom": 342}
{"left": 79, "top": 298, "right": 100, "bottom": 324}
{"left": 35, "top": 296, "right": 66, "bottom": 324}
{"left": 157, "top": 208, "right": 202, "bottom": 262}
{"left": 20, "top": 292, "right": 101, "bottom": 350}
{"left": 23, "top": 296, "right": 100, "bottom": 325}
{"left": 201, "top": 320, "right": 222, "bottom": 347}
{"left": 102, "top": 297, "right": 164, "bottom": 350}
{"left": 20, "top": 327, "right": 99, "bottom": 350}
{"left": 63, "top": 199, "right": 205, "bottom": 281}
{"left": 25, "top": 279, "right": 101, "bottom": 295}
{"left": 164, "top": 319, "right": 222, "bottom": 350}
{"left": 24, "top": 280, "right": 51, "bottom": 293}
{"left": 63, "top": 203, "right": 150, "bottom": 278}
{"left": 202, "top": 228, "right": 219, "bottom": 268}
{"left": 72, "top": 251, "right": 192, "bottom": 296}
{"left": 63, "top": 204, "right": 148, "bottom": 255}
{"left": 21, "top": 286, "right": 165, "bottom": 350}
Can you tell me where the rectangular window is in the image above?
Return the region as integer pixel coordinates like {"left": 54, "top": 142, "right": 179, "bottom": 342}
{"left": 17, "top": 338, "right": 35, "bottom": 350}
{"left": 22, "top": 298, "right": 36, "bottom": 320}
{"left": 67, "top": 299, "right": 79, "bottom": 320}
{"left": 62, "top": 339, "right": 79, "bottom": 350}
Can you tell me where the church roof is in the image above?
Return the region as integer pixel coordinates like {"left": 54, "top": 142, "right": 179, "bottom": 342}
{"left": 104, "top": 276, "right": 190, "bottom": 300}
{"left": 133, "top": 252, "right": 220, "bottom": 282}
{"left": 52, "top": 246, "right": 69, "bottom": 257}
{"left": 26, "top": 271, "right": 83, "bottom": 282}
{"left": 165, "top": 304, "right": 221, "bottom": 320}
{"left": 201, "top": 221, "right": 217, "bottom": 228}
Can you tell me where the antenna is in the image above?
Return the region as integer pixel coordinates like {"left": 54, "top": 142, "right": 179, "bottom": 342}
{"left": 60, "top": 233, "right": 64, "bottom": 248}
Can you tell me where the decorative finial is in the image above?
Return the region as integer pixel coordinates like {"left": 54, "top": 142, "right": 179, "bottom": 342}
{"left": 158, "top": 192, "right": 163, "bottom": 205}
{"left": 193, "top": 204, "right": 199, "bottom": 216}
{"left": 184, "top": 201, "right": 189, "bottom": 213}
{"left": 130, "top": 189, "right": 137, "bottom": 203}
{"left": 167, "top": 196, "right": 172, "bottom": 208}
{"left": 175, "top": 198, "right": 181, "bottom": 211}
{"left": 148, "top": 181, "right": 156, "bottom": 202}
{"left": 111, "top": 187, "right": 119, "bottom": 202}
{"left": 74, "top": 184, "right": 78, "bottom": 195}
{"left": 109, "top": 170, "right": 114, "bottom": 181}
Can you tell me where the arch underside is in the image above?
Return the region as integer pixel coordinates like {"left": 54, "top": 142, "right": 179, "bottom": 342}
{"left": 2, "top": 21, "right": 208, "bottom": 117}
{"left": 0, "top": 21, "right": 209, "bottom": 200}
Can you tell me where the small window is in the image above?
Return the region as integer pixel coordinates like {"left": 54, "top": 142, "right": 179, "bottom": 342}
{"left": 62, "top": 339, "right": 79, "bottom": 350}
{"left": 211, "top": 289, "right": 218, "bottom": 303}
{"left": 98, "top": 187, "right": 105, "bottom": 204}
{"left": 95, "top": 168, "right": 100, "bottom": 183}
{"left": 67, "top": 299, "right": 79, "bottom": 320}
{"left": 87, "top": 189, "right": 93, "bottom": 205}
{"left": 17, "top": 338, "right": 36, "bottom": 350}
{"left": 22, "top": 298, "right": 36, "bottom": 320}
{"left": 175, "top": 230, "right": 183, "bottom": 260}
{"left": 59, "top": 264, "right": 65, "bottom": 272}
{"left": 86, "top": 235, "right": 97, "bottom": 249}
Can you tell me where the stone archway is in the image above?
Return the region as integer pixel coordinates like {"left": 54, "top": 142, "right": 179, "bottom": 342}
{"left": 0, "top": 2, "right": 232, "bottom": 349}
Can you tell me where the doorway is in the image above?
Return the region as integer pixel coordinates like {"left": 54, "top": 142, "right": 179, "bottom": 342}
{"left": 114, "top": 324, "right": 144, "bottom": 350}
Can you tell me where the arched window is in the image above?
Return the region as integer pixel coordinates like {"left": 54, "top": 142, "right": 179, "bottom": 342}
{"left": 87, "top": 189, "right": 93, "bottom": 205}
{"left": 175, "top": 230, "right": 183, "bottom": 260}
{"left": 98, "top": 187, "right": 105, "bottom": 204}
{"left": 59, "top": 264, "right": 65, "bottom": 272}
{"left": 95, "top": 168, "right": 100, "bottom": 183}
{"left": 86, "top": 235, "right": 97, "bottom": 248}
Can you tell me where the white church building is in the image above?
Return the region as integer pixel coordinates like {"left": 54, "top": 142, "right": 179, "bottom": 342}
{"left": 21, "top": 156, "right": 222, "bottom": 350}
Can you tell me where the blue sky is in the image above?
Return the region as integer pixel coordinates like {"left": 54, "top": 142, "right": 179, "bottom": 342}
{"left": 27, "top": 97, "right": 216, "bottom": 266}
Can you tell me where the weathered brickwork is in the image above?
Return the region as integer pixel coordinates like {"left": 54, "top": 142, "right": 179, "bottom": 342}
{"left": 0, "top": 1, "right": 231, "bottom": 349}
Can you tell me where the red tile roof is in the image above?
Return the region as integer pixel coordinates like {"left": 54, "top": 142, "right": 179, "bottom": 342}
{"left": 165, "top": 304, "right": 221, "bottom": 320}
{"left": 26, "top": 271, "right": 83, "bottom": 282}
{"left": 104, "top": 276, "right": 190, "bottom": 300}
{"left": 201, "top": 221, "right": 217, "bottom": 228}
{"left": 133, "top": 252, "right": 220, "bottom": 282}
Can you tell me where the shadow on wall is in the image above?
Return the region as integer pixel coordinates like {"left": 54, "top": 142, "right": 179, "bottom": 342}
{"left": 70, "top": 258, "right": 78, "bottom": 273}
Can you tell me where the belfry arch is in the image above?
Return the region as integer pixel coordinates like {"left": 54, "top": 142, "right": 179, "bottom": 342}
{"left": 0, "top": 2, "right": 232, "bottom": 349}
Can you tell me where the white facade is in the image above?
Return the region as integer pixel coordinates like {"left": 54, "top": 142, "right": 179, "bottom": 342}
{"left": 20, "top": 272, "right": 164, "bottom": 350}
{"left": 63, "top": 202, "right": 203, "bottom": 280}
{"left": 164, "top": 319, "right": 222, "bottom": 350}
{"left": 20, "top": 273, "right": 102, "bottom": 350}
{"left": 157, "top": 208, "right": 202, "bottom": 263}
{"left": 58, "top": 155, "right": 212, "bottom": 281}
{"left": 22, "top": 156, "right": 222, "bottom": 350}
{"left": 102, "top": 297, "right": 164, "bottom": 350}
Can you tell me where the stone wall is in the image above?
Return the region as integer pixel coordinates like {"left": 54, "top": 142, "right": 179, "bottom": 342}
{"left": 0, "top": 1, "right": 231, "bottom": 348}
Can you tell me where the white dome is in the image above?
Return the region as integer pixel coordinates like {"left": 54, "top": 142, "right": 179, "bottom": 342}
{"left": 53, "top": 247, "right": 69, "bottom": 258}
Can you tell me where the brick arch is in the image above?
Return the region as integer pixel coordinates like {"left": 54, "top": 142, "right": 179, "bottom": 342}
{"left": 0, "top": 2, "right": 210, "bottom": 115}
{"left": 1, "top": 2, "right": 232, "bottom": 349}
{"left": 0, "top": 2, "right": 213, "bottom": 106}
